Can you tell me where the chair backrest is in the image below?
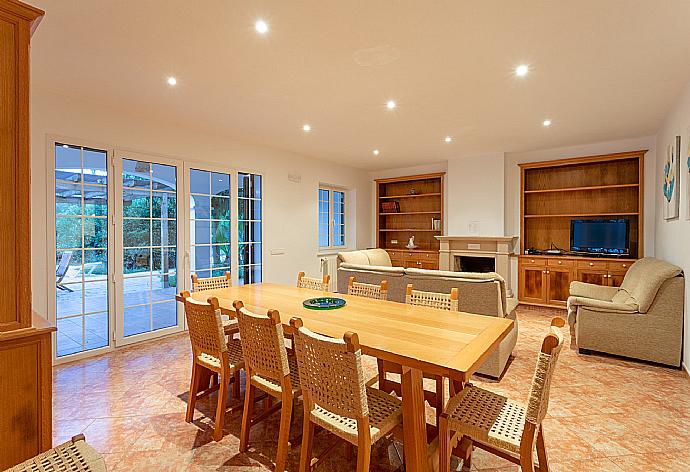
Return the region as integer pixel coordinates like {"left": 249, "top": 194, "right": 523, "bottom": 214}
{"left": 347, "top": 276, "right": 388, "bottom": 300}
{"left": 524, "top": 317, "right": 565, "bottom": 426}
{"left": 56, "top": 251, "right": 73, "bottom": 277}
{"left": 191, "top": 272, "right": 231, "bottom": 292}
{"left": 405, "top": 283, "right": 458, "bottom": 311}
{"left": 176, "top": 291, "right": 227, "bottom": 359}
{"left": 297, "top": 271, "right": 330, "bottom": 291}
{"left": 233, "top": 301, "right": 290, "bottom": 383}
{"left": 290, "top": 318, "right": 368, "bottom": 420}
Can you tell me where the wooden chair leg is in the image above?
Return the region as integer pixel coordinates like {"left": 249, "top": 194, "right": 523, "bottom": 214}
{"left": 186, "top": 363, "right": 201, "bottom": 423}
{"left": 274, "top": 392, "right": 293, "bottom": 472}
{"left": 213, "top": 371, "right": 229, "bottom": 441}
{"left": 299, "top": 417, "right": 315, "bottom": 472}
{"left": 519, "top": 447, "right": 535, "bottom": 472}
{"left": 376, "top": 358, "right": 388, "bottom": 391}
{"left": 438, "top": 414, "right": 451, "bottom": 472}
{"left": 458, "top": 436, "right": 473, "bottom": 471}
{"left": 356, "top": 437, "right": 372, "bottom": 472}
{"left": 232, "top": 370, "right": 241, "bottom": 400}
{"left": 536, "top": 427, "right": 549, "bottom": 472}
{"left": 239, "top": 383, "right": 256, "bottom": 452}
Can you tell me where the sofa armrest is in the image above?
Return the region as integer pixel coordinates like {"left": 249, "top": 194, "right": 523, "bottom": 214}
{"left": 567, "top": 296, "right": 638, "bottom": 313}
{"left": 569, "top": 281, "right": 619, "bottom": 301}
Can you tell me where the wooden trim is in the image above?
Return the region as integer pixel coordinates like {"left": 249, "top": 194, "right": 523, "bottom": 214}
{"left": 524, "top": 212, "right": 639, "bottom": 218}
{"left": 518, "top": 149, "right": 648, "bottom": 169}
{"left": 375, "top": 172, "right": 446, "bottom": 184}
{"left": 524, "top": 183, "right": 639, "bottom": 194}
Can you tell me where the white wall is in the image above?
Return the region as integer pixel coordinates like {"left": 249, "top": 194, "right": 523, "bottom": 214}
{"left": 653, "top": 79, "right": 690, "bottom": 372}
{"left": 31, "top": 88, "right": 372, "bottom": 318}
{"left": 446, "top": 152, "right": 505, "bottom": 236}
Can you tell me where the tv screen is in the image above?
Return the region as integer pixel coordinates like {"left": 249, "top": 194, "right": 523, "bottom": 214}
{"left": 570, "top": 219, "right": 629, "bottom": 255}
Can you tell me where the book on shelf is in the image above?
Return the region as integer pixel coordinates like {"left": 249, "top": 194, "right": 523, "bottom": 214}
{"left": 380, "top": 201, "right": 400, "bottom": 213}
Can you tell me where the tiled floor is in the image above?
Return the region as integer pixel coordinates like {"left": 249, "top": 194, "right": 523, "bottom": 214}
{"left": 53, "top": 305, "right": 690, "bottom": 471}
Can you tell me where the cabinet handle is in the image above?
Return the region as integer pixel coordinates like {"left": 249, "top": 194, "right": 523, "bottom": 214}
{"left": 542, "top": 270, "right": 546, "bottom": 274}
{"left": 622, "top": 264, "right": 627, "bottom": 268}
{"left": 530, "top": 259, "right": 535, "bottom": 263}
{"left": 546, "top": 270, "right": 550, "bottom": 274}
{"left": 558, "top": 261, "right": 562, "bottom": 264}
{"left": 589, "top": 262, "right": 594, "bottom": 266}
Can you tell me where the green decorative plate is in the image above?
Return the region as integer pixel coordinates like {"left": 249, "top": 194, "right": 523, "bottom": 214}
{"left": 303, "top": 297, "right": 346, "bottom": 310}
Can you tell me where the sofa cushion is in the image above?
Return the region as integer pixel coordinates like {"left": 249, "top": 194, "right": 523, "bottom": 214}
{"left": 505, "top": 297, "right": 518, "bottom": 314}
{"left": 362, "top": 249, "right": 393, "bottom": 267}
{"left": 619, "top": 258, "right": 682, "bottom": 313}
{"left": 337, "top": 250, "right": 370, "bottom": 265}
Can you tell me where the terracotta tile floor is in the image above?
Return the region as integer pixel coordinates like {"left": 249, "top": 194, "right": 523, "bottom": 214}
{"left": 53, "top": 305, "right": 690, "bottom": 471}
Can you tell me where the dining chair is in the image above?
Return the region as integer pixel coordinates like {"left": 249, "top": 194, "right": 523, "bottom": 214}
{"left": 290, "top": 317, "right": 403, "bottom": 472}
{"left": 347, "top": 276, "right": 388, "bottom": 300}
{"left": 297, "top": 271, "right": 330, "bottom": 291}
{"left": 176, "top": 291, "right": 244, "bottom": 441}
{"left": 232, "top": 300, "right": 301, "bottom": 472}
{"left": 378, "top": 284, "right": 459, "bottom": 424}
{"left": 438, "top": 317, "right": 565, "bottom": 472}
{"left": 7, "top": 434, "right": 106, "bottom": 472}
{"left": 191, "top": 271, "right": 231, "bottom": 292}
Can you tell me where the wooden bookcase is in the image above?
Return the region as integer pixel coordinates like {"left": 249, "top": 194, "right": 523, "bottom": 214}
{"left": 375, "top": 173, "right": 444, "bottom": 269}
{"left": 518, "top": 150, "right": 645, "bottom": 308}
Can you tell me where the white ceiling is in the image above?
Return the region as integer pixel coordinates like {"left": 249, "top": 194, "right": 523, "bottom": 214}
{"left": 30, "top": 0, "right": 690, "bottom": 170}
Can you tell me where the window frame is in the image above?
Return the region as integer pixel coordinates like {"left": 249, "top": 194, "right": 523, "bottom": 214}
{"left": 318, "top": 185, "right": 347, "bottom": 250}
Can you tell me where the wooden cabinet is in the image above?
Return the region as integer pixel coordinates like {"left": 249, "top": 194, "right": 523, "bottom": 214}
{"left": 0, "top": 2, "right": 52, "bottom": 469}
{"left": 376, "top": 173, "right": 444, "bottom": 270}
{"left": 386, "top": 250, "right": 438, "bottom": 269}
{"left": 518, "top": 255, "right": 634, "bottom": 307}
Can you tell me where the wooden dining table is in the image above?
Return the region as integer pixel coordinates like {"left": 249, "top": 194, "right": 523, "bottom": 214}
{"left": 191, "top": 283, "right": 513, "bottom": 471}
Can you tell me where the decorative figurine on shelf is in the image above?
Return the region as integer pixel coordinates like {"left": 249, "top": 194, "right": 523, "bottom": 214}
{"left": 409, "top": 188, "right": 417, "bottom": 195}
{"left": 406, "top": 235, "right": 418, "bottom": 249}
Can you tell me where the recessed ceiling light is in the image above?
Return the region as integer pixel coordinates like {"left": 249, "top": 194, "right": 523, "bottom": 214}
{"left": 444, "top": 136, "right": 452, "bottom": 143}
{"left": 515, "top": 64, "right": 529, "bottom": 77}
{"left": 167, "top": 76, "right": 177, "bottom": 86}
{"left": 373, "top": 149, "right": 380, "bottom": 156}
{"left": 386, "top": 100, "right": 396, "bottom": 110}
{"left": 302, "top": 124, "right": 311, "bottom": 132}
{"left": 543, "top": 119, "right": 552, "bottom": 127}
{"left": 255, "top": 20, "right": 269, "bottom": 34}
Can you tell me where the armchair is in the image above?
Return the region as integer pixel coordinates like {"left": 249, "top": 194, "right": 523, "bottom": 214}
{"left": 567, "top": 257, "right": 684, "bottom": 367}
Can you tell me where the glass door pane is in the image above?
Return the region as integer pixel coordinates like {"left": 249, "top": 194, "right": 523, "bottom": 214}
{"left": 189, "top": 169, "right": 231, "bottom": 280}
{"left": 54, "top": 143, "right": 109, "bottom": 357}
{"left": 122, "top": 158, "right": 178, "bottom": 337}
{"left": 238, "top": 173, "right": 262, "bottom": 285}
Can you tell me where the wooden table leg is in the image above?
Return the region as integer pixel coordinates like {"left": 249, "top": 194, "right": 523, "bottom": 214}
{"left": 401, "top": 366, "right": 430, "bottom": 472}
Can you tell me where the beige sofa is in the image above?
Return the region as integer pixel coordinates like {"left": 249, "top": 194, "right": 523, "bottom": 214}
{"left": 337, "top": 249, "right": 518, "bottom": 378}
{"left": 567, "top": 257, "right": 684, "bottom": 367}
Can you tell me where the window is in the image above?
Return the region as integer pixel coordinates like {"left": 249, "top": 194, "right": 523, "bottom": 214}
{"left": 318, "top": 187, "right": 346, "bottom": 249}
{"left": 238, "top": 173, "right": 262, "bottom": 285}
{"left": 54, "top": 143, "right": 109, "bottom": 357}
{"left": 121, "top": 159, "right": 178, "bottom": 337}
{"left": 189, "top": 169, "right": 231, "bottom": 279}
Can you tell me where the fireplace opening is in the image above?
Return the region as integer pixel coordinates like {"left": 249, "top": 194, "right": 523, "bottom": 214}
{"left": 455, "top": 255, "right": 495, "bottom": 273}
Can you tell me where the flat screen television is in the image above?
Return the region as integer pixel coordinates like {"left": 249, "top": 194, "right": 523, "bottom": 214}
{"left": 570, "top": 219, "right": 629, "bottom": 255}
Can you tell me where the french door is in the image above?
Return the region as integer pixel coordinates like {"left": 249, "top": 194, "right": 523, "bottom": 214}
{"left": 113, "top": 151, "right": 184, "bottom": 346}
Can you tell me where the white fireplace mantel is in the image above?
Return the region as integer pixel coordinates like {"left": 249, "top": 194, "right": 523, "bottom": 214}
{"left": 436, "top": 236, "right": 518, "bottom": 297}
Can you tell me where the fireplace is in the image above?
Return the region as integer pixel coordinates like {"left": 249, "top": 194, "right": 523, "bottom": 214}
{"left": 437, "top": 236, "right": 518, "bottom": 297}
{"left": 455, "top": 255, "right": 495, "bottom": 273}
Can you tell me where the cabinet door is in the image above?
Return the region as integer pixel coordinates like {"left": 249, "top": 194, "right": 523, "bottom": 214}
{"left": 419, "top": 260, "right": 438, "bottom": 270}
{"left": 608, "top": 271, "right": 626, "bottom": 287}
{"left": 546, "top": 268, "right": 571, "bottom": 306}
{"left": 576, "top": 269, "right": 608, "bottom": 286}
{"left": 520, "top": 265, "right": 546, "bottom": 303}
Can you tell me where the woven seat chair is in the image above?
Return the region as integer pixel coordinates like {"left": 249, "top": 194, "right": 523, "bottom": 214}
{"left": 233, "top": 300, "right": 301, "bottom": 472}
{"left": 297, "top": 271, "right": 330, "bottom": 291}
{"left": 7, "top": 434, "right": 106, "bottom": 472}
{"left": 378, "top": 284, "right": 460, "bottom": 425}
{"left": 290, "top": 317, "right": 403, "bottom": 472}
{"left": 190, "top": 272, "right": 238, "bottom": 336}
{"left": 191, "top": 271, "right": 231, "bottom": 291}
{"left": 438, "top": 318, "right": 565, "bottom": 472}
{"left": 176, "top": 291, "right": 245, "bottom": 441}
{"left": 347, "top": 276, "right": 388, "bottom": 300}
